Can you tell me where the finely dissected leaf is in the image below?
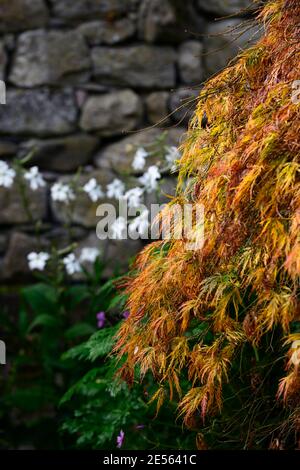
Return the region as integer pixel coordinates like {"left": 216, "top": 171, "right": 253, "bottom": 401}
{"left": 63, "top": 324, "right": 120, "bottom": 362}
{"left": 114, "top": 0, "right": 300, "bottom": 439}
{"left": 64, "top": 322, "right": 96, "bottom": 340}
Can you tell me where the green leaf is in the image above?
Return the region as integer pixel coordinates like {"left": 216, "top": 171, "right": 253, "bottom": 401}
{"left": 108, "top": 293, "right": 127, "bottom": 311}
{"left": 27, "top": 314, "right": 61, "bottom": 333}
{"left": 59, "top": 368, "right": 105, "bottom": 404}
{"left": 22, "top": 283, "right": 58, "bottom": 316}
{"left": 96, "top": 278, "right": 115, "bottom": 297}
{"left": 18, "top": 308, "right": 29, "bottom": 336}
{"left": 65, "top": 323, "right": 96, "bottom": 340}
{"left": 93, "top": 258, "right": 105, "bottom": 281}
{"left": 62, "top": 324, "right": 120, "bottom": 362}
{"left": 66, "top": 285, "right": 90, "bottom": 310}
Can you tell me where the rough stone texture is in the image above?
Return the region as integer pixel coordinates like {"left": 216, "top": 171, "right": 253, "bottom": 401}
{"left": 0, "top": 1, "right": 259, "bottom": 282}
{"left": 178, "top": 41, "right": 204, "bottom": 85}
{"left": 49, "top": 0, "right": 134, "bottom": 21}
{"left": 2, "top": 232, "right": 49, "bottom": 280}
{"left": 78, "top": 18, "right": 136, "bottom": 45}
{"left": 0, "top": 42, "right": 7, "bottom": 80}
{"left": 0, "top": 89, "right": 77, "bottom": 136}
{"left": 45, "top": 226, "right": 88, "bottom": 250}
{"left": 20, "top": 135, "right": 99, "bottom": 172}
{"left": 197, "top": 0, "right": 253, "bottom": 16}
{"left": 80, "top": 90, "right": 143, "bottom": 136}
{"left": 138, "top": 0, "right": 185, "bottom": 44}
{"left": 0, "top": 0, "right": 49, "bottom": 33}
{"left": 102, "top": 238, "right": 144, "bottom": 277}
{"left": 51, "top": 170, "right": 116, "bottom": 228}
{"left": 146, "top": 92, "right": 170, "bottom": 125}
{"left": 138, "top": 0, "right": 204, "bottom": 44}
{"left": 10, "top": 30, "right": 91, "bottom": 87}
{"left": 144, "top": 176, "right": 177, "bottom": 206}
{"left": 75, "top": 232, "right": 143, "bottom": 278}
{"left": 95, "top": 128, "right": 185, "bottom": 175}
{"left": 0, "top": 181, "right": 47, "bottom": 224}
{"left": 170, "top": 88, "right": 199, "bottom": 124}
{"left": 2, "top": 35, "right": 15, "bottom": 52}
{"left": 92, "top": 45, "right": 176, "bottom": 89}
{"left": 203, "top": 19, "right": 261, "bottom": 77}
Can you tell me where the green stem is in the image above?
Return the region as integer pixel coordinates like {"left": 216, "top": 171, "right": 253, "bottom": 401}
{"left": 253, "top": 345, "right": 260, "bottom": 362}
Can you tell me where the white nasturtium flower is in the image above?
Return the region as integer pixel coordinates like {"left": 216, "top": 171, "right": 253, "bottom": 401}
{"left": 83, "top": 178, "right": 104, "bottom": 202}
{"left": 129, "top": 210, "right": 150, "bottom": 237}
{"left": 0, "top": 160, "right": 16, "bottom": 188}
{"left": 110, "top": 216, "right": 127, "bottom": 240}
{"left": 139, "top": 165, "right": 161, "bottom": 193}
{"left": 27, "top": 252, "right": 50, "bottom": 271}
{"left": 24, "top": 166, "right": 46, "bottom": 191}
{"left": 51, "top": 182, "right": 75, "bottom": 204}
{"left": 80, "top": 247, "right": 101, "bottom": 263}
{"left": 124, "top": 187, "right": 144, "bottom": 208}
{"left": 63, "top": 253, "right": 81, "bottom": 275}
{"left": 165, "top": 146, "right": 180, "bottom": 171}
{"left": 106, "top": 178, "right": 125, "bottom": 199}
{"left": 132, "top": 147, "right": 148, "bottom": 171}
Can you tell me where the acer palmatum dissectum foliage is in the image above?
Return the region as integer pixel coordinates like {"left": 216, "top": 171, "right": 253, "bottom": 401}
{"left": 114, "top": 0, "right": 300, "bottom": 438}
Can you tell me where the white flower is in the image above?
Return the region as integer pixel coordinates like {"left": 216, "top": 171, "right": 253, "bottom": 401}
{"left": 51, "top": 182, "right": 75, "bottom": 204}
{"left": 24, "top": 166, "right": 46, "bottom": 191}
{"left": 63, "top": 253, "right": 81, "bottom": 275}
{"left": 139, "top": 165, "right": 161, "bottom": 193}
{"left": 83, "top": 178, "right": 104, "bottom": 202}
{"left": 133, "top": 346, "right": 139, "bottom": 355}
{"left": 124, "top": 187, "right": 144, "bottom": 208}
{"left": 106, "top": 178, "right": 125, "bottom": 199}
{"left": 165, "top": 146, "right": 180, "bottom": 171}
{"left": 129, "top": 210, "right": 150, "bottom": 237}
{"left": 0, "top": 160, "right": 16, "bottom": 188}
{"left": 80, "top": 247, "right": 101, "bottom": 263}
{"left": 132, "top": 147, "right": 148, "bottom": 171}
{"left": 110, "top": 216, "right": 127, "bottom": 240}
{"left": 27, "top": 252, "right": 50, "bottom": 271}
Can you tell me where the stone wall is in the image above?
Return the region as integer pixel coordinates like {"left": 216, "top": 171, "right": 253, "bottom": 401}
{"left": 0, "top": 0, "right": 257, "bottom": 281}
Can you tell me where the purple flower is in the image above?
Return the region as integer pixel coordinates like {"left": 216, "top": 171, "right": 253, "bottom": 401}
{"left": 122, "top": 310, "right": 130, "bottom": 319}
{"left": 96, "top": 311, "right": 105, "bottom": 328}
{"left": 136, "top": 424, "right": 145, "bottom": 430}
{"left": 117, "top": 430, "right": 125, "bottom": 449}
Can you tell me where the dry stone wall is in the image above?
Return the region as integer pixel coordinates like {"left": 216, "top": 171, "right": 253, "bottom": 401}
{"left": 0, "top": 0, "right": 257, "bottom": 281}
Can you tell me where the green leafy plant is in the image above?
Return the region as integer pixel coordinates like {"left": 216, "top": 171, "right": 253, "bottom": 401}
{"left": 0, "top": 260, "right": 118, "bottom": 449}
{"left": 113, "top": 0, "right": 300, "bottom": 449}
{"left": 60, "top": 324, "right": 196, "bottom": 450}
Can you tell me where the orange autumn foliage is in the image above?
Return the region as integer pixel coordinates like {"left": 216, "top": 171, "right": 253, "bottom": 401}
{"left": 114, "top": 0, "right": 300, "bottom": 427}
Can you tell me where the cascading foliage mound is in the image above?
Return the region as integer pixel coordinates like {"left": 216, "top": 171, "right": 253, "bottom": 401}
{"left": 115, "top": 0, "right": 300, "bottom": 449}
